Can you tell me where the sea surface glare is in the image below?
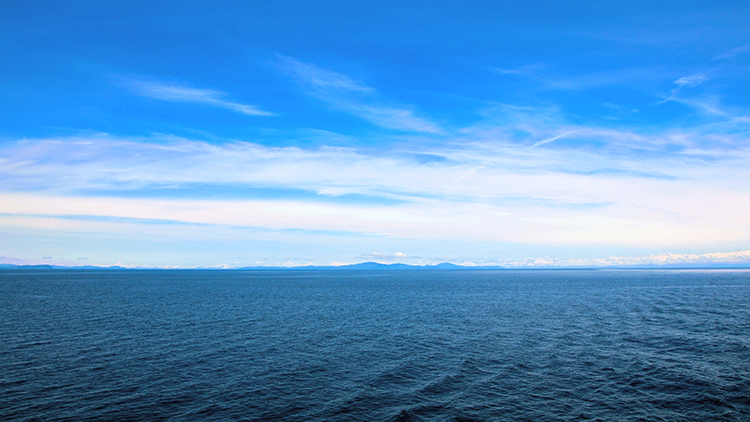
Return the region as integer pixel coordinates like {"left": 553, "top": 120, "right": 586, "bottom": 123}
{"left": 1, "top": 269, "right": 749, "bottom": 421}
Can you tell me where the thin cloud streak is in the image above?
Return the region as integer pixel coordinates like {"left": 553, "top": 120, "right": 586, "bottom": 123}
{"left": 529, "top": 130, "right": 577, "bottom": 148}
{"left": 491, "top": 65, "right": 669, "bottom": 91}
{"left": 122, "top": 77, "right": 274, "bottom": 116}
{"left": 674, "top": 73, "right": 708, "bottom": 87}
{"left": 277, "top": 56, "right": 441, "bottom": 133}
{"left": 710, "top": 45, "right": 749, "bottom": 61}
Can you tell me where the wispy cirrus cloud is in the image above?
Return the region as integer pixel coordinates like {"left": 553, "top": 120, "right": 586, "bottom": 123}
{"left": 120, "top": 76, "right": 274, "bottom": 116}
{"left": 710, "top": 44, "right": 749, "bottom": 61}
{"left": 660, "top": 89, "right": 750, "bottom": 123}
{"left": 491, "top": 63, "right": 547, "bottom": 76}
{"left": 491, "top": 64, "right": 666, "bottom": 91}
{"left": 467, "top": 101, "right": 749, "bottom": 156}
{"left": 674, "top": 73, "right": 708, "bottom": 88}
{"left": 277, "top": 56, "right": 441, "bottom": 133}
{"left": 659, "top": 72, "right": 711, "bottom": 104}
{"left": 657, "top": 46, "right": 750, "bottom": 119}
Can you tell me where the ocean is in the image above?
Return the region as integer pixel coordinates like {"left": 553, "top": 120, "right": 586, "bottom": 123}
{"left": 1, "top": 269, "right": 748, "bottom": 421}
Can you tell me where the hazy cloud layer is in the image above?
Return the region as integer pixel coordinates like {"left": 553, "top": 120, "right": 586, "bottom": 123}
{"left": 1, "top": 125, "right": 749, "bottom": 255}
{"left": 482, "top": 249, "right": 750, "bottom": 268}
{"left": 3, "top": 249, "right": 749, "bottom": 269}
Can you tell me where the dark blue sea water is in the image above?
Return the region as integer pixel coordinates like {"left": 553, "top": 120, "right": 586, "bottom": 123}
{"left": 1, "top": 269, "right": 749, "bottom": 421}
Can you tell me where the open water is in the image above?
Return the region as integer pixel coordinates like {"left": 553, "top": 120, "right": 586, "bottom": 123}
{"left": 1, "top": 269, "right": 749, "bottom": 421}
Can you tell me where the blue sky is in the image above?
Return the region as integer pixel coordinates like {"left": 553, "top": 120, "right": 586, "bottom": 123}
{"left": 2, "top": 1, "right": 750, "bottom": 267}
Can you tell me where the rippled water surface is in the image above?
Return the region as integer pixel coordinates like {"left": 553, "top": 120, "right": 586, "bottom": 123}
{"left": 1, "top": 269, "right": 749, "bottom": 421}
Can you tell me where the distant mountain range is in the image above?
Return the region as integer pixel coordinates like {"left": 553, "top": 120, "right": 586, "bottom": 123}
{"left": 1, "top": 261, "right": 749, "bottom": 270}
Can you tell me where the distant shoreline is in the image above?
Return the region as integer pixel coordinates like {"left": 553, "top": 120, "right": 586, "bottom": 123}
{"left": 2, "top": 262, "right": 750, "bottom": 271}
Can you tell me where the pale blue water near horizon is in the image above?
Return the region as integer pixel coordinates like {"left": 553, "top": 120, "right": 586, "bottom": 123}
{"left": 1, "top": 269, "right": 749, "bottom": 421}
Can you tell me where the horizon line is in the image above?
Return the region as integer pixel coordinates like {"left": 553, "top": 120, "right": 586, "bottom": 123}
{"left": 3, "top": 261, "right": 750, "bottom": 271}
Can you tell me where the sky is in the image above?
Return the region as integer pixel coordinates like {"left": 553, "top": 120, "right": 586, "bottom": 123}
{"left": 2, "top": 1, "right": 750, "bottom": 267}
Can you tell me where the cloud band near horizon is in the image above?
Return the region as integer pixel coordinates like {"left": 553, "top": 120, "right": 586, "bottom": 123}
{"left": 1, "top": 126, "right": 749, "bottom": 267}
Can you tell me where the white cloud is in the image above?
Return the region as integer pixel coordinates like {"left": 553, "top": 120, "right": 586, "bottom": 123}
{"left": 674, "top": 73, "right": 708, "bottom": 87}
{"left": 122, "top": 77, "right": 273, "bottom": 116}
{"left": 529, "top": 130, "right": 577, "bottom": 148}
{"left": 1, "top": 132, "right": 750, "bottom": 249}
{"left": 280, "top": 58, "right": 373, "bottom": 93}
{"left": 278, "top": 56, "right": 441, "bottom": 133}
{"left": 711, "top": 45, "right": 749, "bottom": 61}
{"left": 660, "top": 94, "right": 750, "bottom": 123}
{"left": 347, "top": 104, "right": 441, "bottom": 133}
